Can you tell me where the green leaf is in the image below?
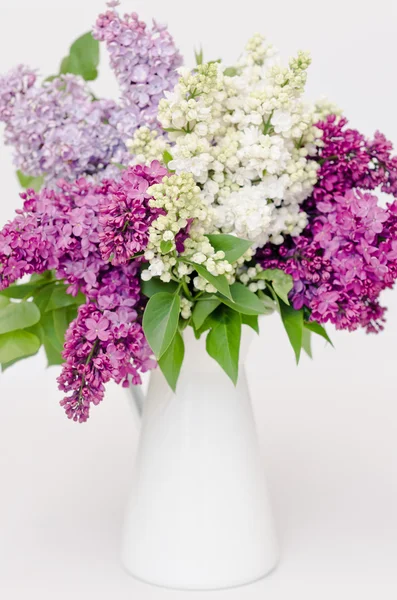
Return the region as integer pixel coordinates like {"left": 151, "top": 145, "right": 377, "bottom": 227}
{"left": 0, "top": 295, "right": 9, "bottom": 309}
{"left": 29, "top": 271, "right": 55, "bottom": 284}
{"left": 0, "top": 330, "right": 40, "bottom": 363}
{"left": 45, "top": 285, "right": 85, "bottom": 312}
{"left": 163, "top": 150, "right": 173, "bottom": 167}
{"left": 257, "top": 290, "right": 278, "bottom": 314}
{"left": 33, "top": 285, "right": 54, "bottom": 313}
{"left": 206, "top": 234, "right": 252, "bottom": 264}
{"left": 1, "top": 357, "right": 24, "bottom": 372}
{"left": 52, "top": 308, "right": 69, "bottom": 347}
{"left": 304, "top": 321, "right": 333, "bottom": 346}
{"left": 41, "top": 312, "right": 64, "bottom": 353}
{"left": 192, "top": 297, "right": 221, "bottom": 330}
{"left": 302, "top": 327, "right": 312, "bottom": 358}
{"left": 224, "top": 66, "right": 238, "bottom": 77}
{"left": 256, "top": 268, "right": 293, "bottom": 305}
{"left": 66, "top": 304, "right": 79, "bottom": 324}
{"left": 143, "top": 292, "right": 181, "bottom": 359}
{"left": 141, "top": 277, "right": 178, "bottom": 298}
{"left": 206, "top": 306, "right": 241, "bottom": 384}
{"left": 279, "top": 300, "right": 304, "bottom": 364}
{"left": 188, "top": 262, "right": 232, "bottom": 300}
{"left": 0, "top": 281, "right": 44, "bottom": 299}
{"left": 25, "top": 323, "right": 44, "bottom": 344}
{"left": 43, "top": 339, "right": 64, "bottom": 366}
{"left": 0, "top": 301, "right": 40, "bottom": 334}
{"left": 160, "top": 240, "right": 173, "bottom": 254}
{"left": 194, "top": 47, "right": 204, "bottom": 65}
{"left": 16, "top": 170, "right": 44, "bottom": 192}
{"left": 158, "top": 330, "right": 185, "bottom": 391}
{"left": 242, "top": 314, "right": 259, "bottom": 334}
{"left": 59, "top": 32, "right": 100, "bottom": 81}
{"left": 113, "top": 162, "right": 127, "bottom": 171}
{"left": 218, "top": 282, "right": 268, "bottom": 315}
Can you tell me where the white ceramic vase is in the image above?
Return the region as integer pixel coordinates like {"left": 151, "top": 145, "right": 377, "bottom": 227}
{"left": 121, "top": 327, "right": 279, "bottom": 590}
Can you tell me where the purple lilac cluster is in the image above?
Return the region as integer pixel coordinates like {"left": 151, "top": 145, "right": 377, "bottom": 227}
{"left": 258, "top": 115, "right": 397, "bottom": 332}
{"left": 99, "top": 161, "right": 167, "bottom": 265}
{"left": 93, "top": 1, "right": 182, "bottom": 128}
{"left": 0, "top": 163, "right": 165, "bottom": 421}
{"left": 0, "top": 3, "right": 181, "bottom": 186}
{"left": 0, "top": 70, "right": 128, "bottom": 186}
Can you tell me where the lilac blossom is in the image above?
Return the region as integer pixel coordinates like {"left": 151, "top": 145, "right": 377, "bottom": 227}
{"left": 0, "top": 69, "right": 127, "bottom": 186}
{"left": 258, "top": 116, "right": 397, "bottom": 333}
{"left": 0, "top": 4, "right": 181, "bottom": 186}
{"left": 0, "top": 164, "right": 164, "bottom": 422}
{"left": 93, "top": 1, "right": 182, "bottom": 128}
{"left": 99, "top": 160, "right": 168, "bottom": 265}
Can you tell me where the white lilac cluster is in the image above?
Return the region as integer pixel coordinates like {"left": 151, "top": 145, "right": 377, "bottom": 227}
{"left": 130, "top": 35, "right": 325, "bottom": 248}
{"left": 142, "top": 173, "right": 238, "bottom": 297}
{"left": 237, "top": 263, "right": 267, "bottom": 293}
{"left": 127, "top": 127, "right": 168, "bottom": 165}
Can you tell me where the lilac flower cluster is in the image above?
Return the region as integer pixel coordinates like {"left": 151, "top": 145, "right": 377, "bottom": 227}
{"left": 58, "top": 265, "right": 155, "bottom": 423}
{"left": 258, "top": 115, "right": 397, "bottom": 332}
{"left": 0, "top": 3, "right": 181, "bottom": 186}
{"left": 0, "top": 70, "right": 127, "bottom": 186}
{"left": 99, "top": 160, "right": 167, "bottom": 265}
{"left": 0, "top": 164, "right": 165, "bottom": 421}
{"left": 93, "top": 1, "right": 182, "bottom": 128}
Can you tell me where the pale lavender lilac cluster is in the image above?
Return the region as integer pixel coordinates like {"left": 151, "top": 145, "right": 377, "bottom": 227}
{"left": 93, "top": 1, "right": 182, "bottom": 128}
{"left": 0, "top": 2, "right": 181, "bottom": 186}
{"left": 0, "top": 70, "right": 129, "bottom": 186}
{"left": 258, "top": 116, "right": 397, "bottom": 332}
{"left": 0, "top": 164, "right": 166, "bottom": 421}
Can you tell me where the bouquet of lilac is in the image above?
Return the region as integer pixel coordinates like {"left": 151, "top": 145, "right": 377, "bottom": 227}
{"left": 1, "top": 1, "right": 397, "bottom": 423}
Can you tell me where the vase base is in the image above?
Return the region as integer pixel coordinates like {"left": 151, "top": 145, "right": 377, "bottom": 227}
{"left": 121, "top": 556, "right": 280, "bottom": 591}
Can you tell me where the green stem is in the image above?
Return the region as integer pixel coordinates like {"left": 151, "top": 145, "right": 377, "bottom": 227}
{"left": 77, "top": 339, "right": 99, "bottom": 402}
{"left": 181, "top": 279, "right": 194, "bottom": 301}
{"left": 263, "top": 112, "right": 274, "bottom": 135}
{"left": 130, "top": 252, "right": 144, "bottom": 261}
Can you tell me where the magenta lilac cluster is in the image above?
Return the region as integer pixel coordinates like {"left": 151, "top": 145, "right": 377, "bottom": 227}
{"left": 0, "top": 163, "right": 166, "bottom": 421}
{"left": 99, "top": 161, "right": 167, "bottom": 265}
{"left": 258, "top": 115, "right": 397, "bottom": 332}
{"left": 93, "top": 1, "right": 182, "bottom": 128}
{"left": 0, "top": 3, "right": 181, "bottom": 187}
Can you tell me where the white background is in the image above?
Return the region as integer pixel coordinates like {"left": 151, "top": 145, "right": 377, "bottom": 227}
{"left": 0, "top": 0, "right": 397, "bottom": 598}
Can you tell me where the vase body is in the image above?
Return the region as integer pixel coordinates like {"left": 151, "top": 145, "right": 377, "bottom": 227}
{"left": 121, "top": 328, "right": 279, "bottom": 590}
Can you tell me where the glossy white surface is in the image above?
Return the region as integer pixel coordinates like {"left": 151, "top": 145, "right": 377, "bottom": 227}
{"left": 123, "top": 330, "right": 278, "bottom": 590}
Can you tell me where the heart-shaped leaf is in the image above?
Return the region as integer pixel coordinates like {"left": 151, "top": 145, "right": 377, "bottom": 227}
{"left": 60, "top": 32, "right": 100, "bottom": 81}
{"left": 304, "top": 321, "right": 333, "bottom": 346}
{"left": 0, "top": 301, "right": 40, "bottom": 334}
{"left": 158, "top": 331, "right": 185, "bottom": 391}
{"left": 206, "top": 306, "right": 241, "bottom": 384}
{"left": 192, "top": 297, "right": 221, "bottom": 330}
{"left": 219, "top": 282, "right": 268, "bottom": 315}
{"left": 141, "top": 277, "right": 178, "bottom": 298}
{"left": 206, "top": 234, "right": 252, "bottom": 264}
{"left": 143, "top": 292, "right": 180, "bottom": 359}
{"left": 188, "top": 262, "right": 232, "bottom": 300}
{"left": 256, "top": 268, "right": 293, "bottom": 305}
{"left": 0, "top": 330, "right": 41, "bottom": 363}
{"left": 241, "top": 314, "right": 259, "bottom": 333}
{"left": 279, "top": 300, "right": 304, "bottom": 363}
